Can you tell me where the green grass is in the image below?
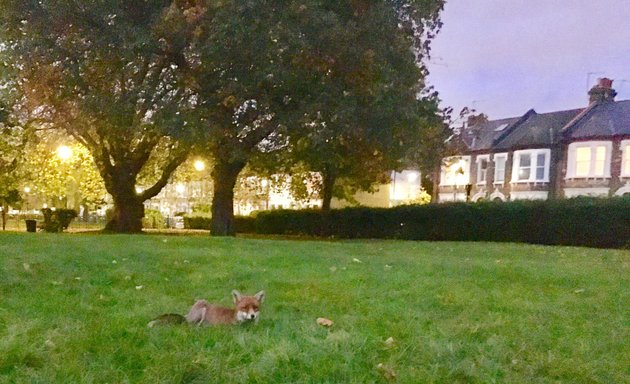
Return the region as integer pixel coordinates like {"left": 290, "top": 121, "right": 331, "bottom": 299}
{"left": 0, "top": 233, "right": 628, "bottom": 383}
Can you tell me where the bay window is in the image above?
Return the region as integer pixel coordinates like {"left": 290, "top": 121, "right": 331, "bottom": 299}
{"left": 566, "top": 141, "right": 612, "bottom": 178}
{"left": 511, "top": 149, "right": 550, "bottom": 183}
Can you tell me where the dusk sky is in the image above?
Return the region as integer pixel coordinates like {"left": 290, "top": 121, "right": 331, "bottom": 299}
{"left": 427, "top": 0, "right": 630, "bottom": 120}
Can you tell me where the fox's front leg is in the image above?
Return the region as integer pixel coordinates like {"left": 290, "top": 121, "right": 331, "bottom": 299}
{"left": 198, "top": 306, "right": 206, "bottom": 327}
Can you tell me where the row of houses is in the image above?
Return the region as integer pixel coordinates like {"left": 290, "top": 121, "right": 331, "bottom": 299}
{"left": 438, "top": 78, "right": 630, "bottom": 202}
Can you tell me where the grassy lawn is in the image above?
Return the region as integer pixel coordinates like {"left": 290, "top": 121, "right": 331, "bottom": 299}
{"left": 0, "top": 233, "right": 628, "bottom": 383}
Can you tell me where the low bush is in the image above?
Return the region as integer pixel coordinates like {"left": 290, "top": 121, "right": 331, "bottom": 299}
{"left": 41, "top": 208, "right": 78, "bottom": 232}
{"left": 252, "top": 198, "right": 630, "bottom": 248}
{"left": 142, "top": 209, "right": 166, "bottom": 229}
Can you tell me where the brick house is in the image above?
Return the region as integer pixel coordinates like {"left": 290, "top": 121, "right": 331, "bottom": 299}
{"left": 438, "top": 78, "right": 630, "bottom": 202}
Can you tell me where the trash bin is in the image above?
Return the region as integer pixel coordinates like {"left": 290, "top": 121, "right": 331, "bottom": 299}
{"left": 26, "top": 219, "right": 37, "bottom": 233}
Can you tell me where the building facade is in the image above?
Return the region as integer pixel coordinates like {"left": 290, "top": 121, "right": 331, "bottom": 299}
{"left": 438, "top": 78, "right": 630, "bottom": 202}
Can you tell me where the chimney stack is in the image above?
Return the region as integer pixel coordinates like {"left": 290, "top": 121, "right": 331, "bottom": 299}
{"left": 588, "top": 78, "right": 617, "bottom": 104}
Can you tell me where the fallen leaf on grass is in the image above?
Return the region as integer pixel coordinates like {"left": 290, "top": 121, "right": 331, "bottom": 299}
{"left": 384, "top": 264, "right": 392, "bottom": 270}
{"left": 574, "top": 288, "right": 585, "bottom": 294}
{"left": 352, "top": 258, "right": 363, "bottom": 263}
{"left": 135, "top": 285, "right": 144, "bottom": 290}
{"left": 377, "top": 363, "right": 397, "bottom": 381}
{"left": 329, "top": 266, "right": 337, "bottom": 272}
{"left": 316, "top": 317, "right": 333, "bottom": 327}
{"left": 384, "top": 337, "right": 396, "bottom": 348}
{"left": 22, "top": 263, "right": 31, "bottom": 272}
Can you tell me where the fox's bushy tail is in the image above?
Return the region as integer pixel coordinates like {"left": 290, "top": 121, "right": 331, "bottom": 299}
{"left": 147, "top": 313, "right": 186, "bottom": 328}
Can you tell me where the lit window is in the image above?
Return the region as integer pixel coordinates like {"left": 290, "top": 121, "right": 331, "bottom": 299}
{"left": 440, "top": 156, "right": 471, "bottom": 186}
{"left": 575, "top": 147, "right": 591, "bottom": 177}
{"left": 567, "top": 141, "right": 612, "bottom": 178}
{"left": 622, "top": 141, "right": 630, "bottom": 177}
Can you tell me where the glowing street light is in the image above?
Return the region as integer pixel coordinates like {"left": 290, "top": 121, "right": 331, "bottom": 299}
{"left": 57, "top": 145, "right": 73, "bottom": 161}
{"left": 23, "top": 186, "right": 31, "bottom": 193}
{"left": 194, "top": 160, "right": 206, "bottom": 172}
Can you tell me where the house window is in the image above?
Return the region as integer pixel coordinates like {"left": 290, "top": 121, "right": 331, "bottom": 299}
{"left": 476, "top": 155, "right": 489, "bottom": 185}
{"left": 493, "top": 153, "right": 507, "bottom": 184}
{"left": 440, "top": 156, "right": 471, "bottom": 186}
{"left": 567, "top": 141, "right": 612, "bottom": 178}
{"left": 621, "top": 140, "right": 630, "bottom": 177}
{"left": 511, "top": 149, "right": 550, "bottom": 183}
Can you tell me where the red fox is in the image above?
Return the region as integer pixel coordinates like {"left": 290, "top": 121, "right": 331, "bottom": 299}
{"left": 148, "top": 290, "right": 265, "bottom": 327}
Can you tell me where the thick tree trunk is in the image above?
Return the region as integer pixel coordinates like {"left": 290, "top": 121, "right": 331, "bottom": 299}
{"left": 321, "top": 167, "right": 336, "bottom": 212}
{"left": 105, "top": 197, "right": 144, "bottom": 233}
{"left": 210, "top": 161, "right": 245, "bottom": 236}
{"left": 105, "top": 175, "right": 145, "bottom": 233}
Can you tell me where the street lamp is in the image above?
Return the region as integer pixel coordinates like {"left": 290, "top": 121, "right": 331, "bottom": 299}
{"left": 56, "top": 145, "right": 73, "bottom": 161}
{"left": 194, "top": 160, "right": 206, "bottom": 172}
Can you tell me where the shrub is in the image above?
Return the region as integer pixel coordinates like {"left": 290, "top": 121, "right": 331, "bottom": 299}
{"left": 143, "top": 209, "right": 166, "bottom": 229}
{"left": 41, "top": 208, "right": 78, "bottom": 232}
{"left": 252, "top": 198, "right": 630, "bottom": 248}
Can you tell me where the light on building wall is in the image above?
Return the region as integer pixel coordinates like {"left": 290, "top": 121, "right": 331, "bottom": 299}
{"left": 261, "top": 179, "right": 269, "bottom": 188}
{"left": 175, "top": 184, "right": 186, "bottom": 194}
{"left": 23, "top": 186, "right": 31, "bottom": 193}
{"left": 135, "top": 186, "right": 143, "bottom": 194}
{"left": 407, "top": 172, "right": 419, "bottom": 182}
{"left": 56, "top": 145, "right": 73, "bottom": 160}
{"left": 194, "top": 160, "right": 206, "bottom": 171}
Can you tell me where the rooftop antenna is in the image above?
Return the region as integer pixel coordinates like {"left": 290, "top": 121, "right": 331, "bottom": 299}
{"left": 586, "top": 71, "right": 604, "bottom": 92}
{"left": 617, "top": 79, "right": 630, "bottom": 95}
{"left": 471, "top": 99, "right": 485, "bottom": 110}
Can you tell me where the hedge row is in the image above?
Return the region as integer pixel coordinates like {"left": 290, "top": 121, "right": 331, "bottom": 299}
{"left": 251, "top": 198, "right": 630, "bottom": 248}
{"left": 184, "top": 216, "right": 256, "bottom": 233}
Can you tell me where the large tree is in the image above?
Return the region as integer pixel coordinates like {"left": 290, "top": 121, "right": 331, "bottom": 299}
{"left": 174, "top": 0, "right": 445, "bottom": 233}
{"left": 0, "top": 1, "right": 195, "bottom": 232}
{"left": 250, "top": 1, "right": 445, "bottom": 210}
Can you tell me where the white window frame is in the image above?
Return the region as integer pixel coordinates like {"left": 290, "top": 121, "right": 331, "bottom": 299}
{"left": 476, "top": 154, "right": 490, "bottom": 185}
{"left": 440, "top": 156, "right": 471, "bottom": 186}
{"left": 566, "top": 141, "right": 612, "bottom": 179}
{"left": 621, "top": 140, "right": 630, "bottom": 177}
{"left": 493, "top": 153, "right": 508, "bottom": 185}
{"left": 511, "top": 149, "right": 551, "bottom": 183}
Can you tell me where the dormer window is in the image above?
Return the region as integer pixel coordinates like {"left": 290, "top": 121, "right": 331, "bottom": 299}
{"left": 566, "top": 141, "right": 612, "bottom": 178}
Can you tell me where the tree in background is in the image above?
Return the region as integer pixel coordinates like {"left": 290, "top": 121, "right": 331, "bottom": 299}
{"left": 1, "top": 1, "right": 194, "bottom": 232}
{"left": 22, "top": 140, "right": 107, "bottom": 211}
{"left": 181, "top": 0, "right": 445, "bottom": 232}
{"left": 252, "top": 1, "right": 445, "bottom": 210}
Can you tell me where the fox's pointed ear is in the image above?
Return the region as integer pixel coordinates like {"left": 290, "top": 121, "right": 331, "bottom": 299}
{"left": 232, "top": 290, "right": 242, "bottom": 304}
{"left": 254, "top": 290, "right": 265, "bottom": 303}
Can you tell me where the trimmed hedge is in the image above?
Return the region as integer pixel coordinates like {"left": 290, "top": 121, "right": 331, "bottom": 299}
{"left": 252, "top": 198, "right": 630, "bottom": 248}
{"left": 184, "top": 216, "right": 256, "bottom": 233}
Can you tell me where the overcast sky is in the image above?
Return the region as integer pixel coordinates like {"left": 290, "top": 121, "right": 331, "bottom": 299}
{"left": 427, "top": 0, "right": 630, "bottom": 120}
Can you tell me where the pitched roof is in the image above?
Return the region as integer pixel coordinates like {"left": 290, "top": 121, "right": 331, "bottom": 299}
{"left": 493, "top": 108, "right": 582, "bottom": 150}
{"left": 562, "top": 99, "right": 630, "bottom": 139}
{"left": 461, "top": 117, "right": 520, "bottom": 152}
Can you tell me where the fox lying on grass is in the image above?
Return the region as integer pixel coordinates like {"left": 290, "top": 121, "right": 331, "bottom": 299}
{"left": 148, "top": 290, "right": 265, "bottom": 327}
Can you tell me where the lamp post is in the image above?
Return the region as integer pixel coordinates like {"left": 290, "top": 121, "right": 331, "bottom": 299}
{"left": 23, "top": 186, "right": 31, "bottom": 229}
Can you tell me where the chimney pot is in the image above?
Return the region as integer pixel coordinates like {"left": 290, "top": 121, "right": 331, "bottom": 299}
{"left": 597, "top": 77, "right": 613, "bottom": 89}
{"left": 588, "top": 78, "right": 616, "bottom": 104}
